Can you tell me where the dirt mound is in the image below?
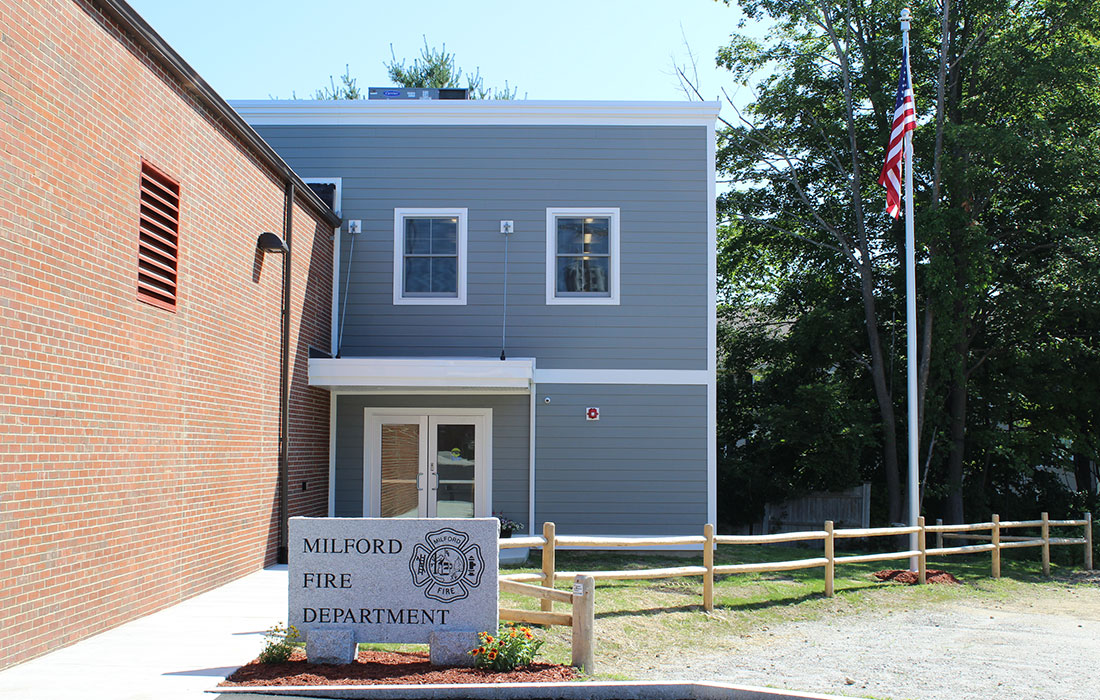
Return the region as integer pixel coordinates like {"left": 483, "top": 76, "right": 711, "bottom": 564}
{"left": 873, "top": 569, "right": 961, "bottom": 585}
{"left": 221, "top": 649, "right": 577, "bottom": 687}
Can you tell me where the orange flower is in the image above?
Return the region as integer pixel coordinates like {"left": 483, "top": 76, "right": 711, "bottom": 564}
{"left": 471, "top": 647, "right": 482, "bottom": 656}
{"left": 524, "top": 629, "right": 533, "bottom": 639}
{"left": 510, "top": 628, "right": 518, "bottom": 637}
{"left": 485, "top": 635, "right": 494, "bottom": 643}
{"left": 487, "top": 650, "right": 498, "bottom": 660}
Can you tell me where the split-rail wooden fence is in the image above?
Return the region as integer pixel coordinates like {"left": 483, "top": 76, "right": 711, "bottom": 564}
{"left": 499, "top": 512, "right": 1093, "bottom": 613}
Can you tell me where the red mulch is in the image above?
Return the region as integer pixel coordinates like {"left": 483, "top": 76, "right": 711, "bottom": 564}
{"left": 873, "top": 568, "right": 962, "bottom": 585}
{"left": 220, "top": 649, "right": 577, "bottom": 687}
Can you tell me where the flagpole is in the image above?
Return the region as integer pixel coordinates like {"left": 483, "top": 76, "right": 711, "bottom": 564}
{"left": 901, "top": 7, "right": 920, "bottom": 571}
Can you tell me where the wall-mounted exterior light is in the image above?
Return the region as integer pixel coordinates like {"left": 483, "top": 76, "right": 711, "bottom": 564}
{"left": 256, "top": 231, "right": 289, "bottom": 254}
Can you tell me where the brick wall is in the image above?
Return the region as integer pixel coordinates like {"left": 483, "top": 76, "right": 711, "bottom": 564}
{"left": 0, "top": 0, "right": 334, "bottom": 669}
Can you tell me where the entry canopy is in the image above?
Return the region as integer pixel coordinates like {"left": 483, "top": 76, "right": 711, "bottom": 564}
{"left": 308, "top": 356, "right": 534, "bottom": 393}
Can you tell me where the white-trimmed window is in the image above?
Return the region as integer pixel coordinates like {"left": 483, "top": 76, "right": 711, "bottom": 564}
{"left": 393, "top": 208, "right": 467, "bottom": 305}
{"left": 546, "top": 207, "right": 620, "bottom": 305}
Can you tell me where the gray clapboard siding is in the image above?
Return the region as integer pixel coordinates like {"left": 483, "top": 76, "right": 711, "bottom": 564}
{"left": 533, "top": 384, "right": 708, "bottom": 535}
{"left": 333, "top": 394, "right": 529, "bottom": 520}
{"left": 253, "top": 124, "right": 709, "bottom": 370}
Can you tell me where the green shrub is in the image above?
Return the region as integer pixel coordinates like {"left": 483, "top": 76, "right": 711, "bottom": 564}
{"left": 469, "top": 624, "right": 543, "bottom": 671}
{"left": 257, "top": 622, "right": 301, "bottom": 663}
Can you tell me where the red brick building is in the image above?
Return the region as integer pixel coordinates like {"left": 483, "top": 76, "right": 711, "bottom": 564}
{"left": 0, "top": 0, "right": 339, "bottom": 669}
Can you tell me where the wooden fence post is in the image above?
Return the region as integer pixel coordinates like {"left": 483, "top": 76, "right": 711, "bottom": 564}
{"left": 1041, "top": 511, "right": 1050, "bottom": 577}
{"left": 991, "top": 514, "right": 1001, "bottom": 579}
{"left": 571, "top": 575, "right": 595, "bottom": 672}
{"left": 541, "top": 521, "right": 556, "bottom": 612}
{"left": 703, "top": 523, "right": 715, "bottom": 612}
{"left": 824, "top": 520, "right": 835, "bottom": 598}
{"left": 935, "top": 518, "right": 943, "bottom": 551}
{"left": 1086, "top": 512, "right": 1093, "bottom": 571}
{"left": 917, "top": 516, "right": 926, "bottom": 585}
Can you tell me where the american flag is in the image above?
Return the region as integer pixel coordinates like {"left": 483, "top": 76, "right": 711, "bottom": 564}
{"left": 878, "top": 48, "right": 916, "bottom": 218}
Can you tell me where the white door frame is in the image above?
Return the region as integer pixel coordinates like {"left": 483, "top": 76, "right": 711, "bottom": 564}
{"left": 364, "top": 408, "right": 492, "bottom": 518}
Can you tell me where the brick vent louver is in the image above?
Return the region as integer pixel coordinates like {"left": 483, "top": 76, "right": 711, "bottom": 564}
{"left": 137, "top": 160, "right": 180, "bottom": 311}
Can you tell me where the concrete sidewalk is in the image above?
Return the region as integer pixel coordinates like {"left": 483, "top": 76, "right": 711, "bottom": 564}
{"left": 0, "top": 565, "right": 290, "bottom": 700}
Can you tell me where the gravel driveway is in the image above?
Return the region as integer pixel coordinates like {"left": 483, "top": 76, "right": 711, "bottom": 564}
{"left": 641, "top": 573, "right": 1100, "bottom": 700}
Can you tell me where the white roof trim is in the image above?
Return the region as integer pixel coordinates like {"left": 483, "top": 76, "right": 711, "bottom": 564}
{"left": 309, "top": 357, "right": 534, "bottom": 392}
{"left": 230, "top": 99, "right": 721, "bottom": 127}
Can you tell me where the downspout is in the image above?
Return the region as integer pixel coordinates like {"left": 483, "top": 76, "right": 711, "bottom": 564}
{"left": 528, "top": 378, "right": 536, "bottom": 537}
{"left": 277, "top": 181, "right": 294, "bottom": 564}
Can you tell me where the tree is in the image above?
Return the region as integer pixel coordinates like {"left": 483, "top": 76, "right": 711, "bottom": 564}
{"left": 314, "top": 65, "right": 363, "bottom": 100}
{"left": 312, "top": 40, "right": 519, "bottom": 100}
{"left": 919, "top": 0, "right": 1100, "bottom": 522}
{"left": 385, "top": 40, "right": 519, "bottom": 100}
{"left": 693, "top": 0, "right": 1100, "bottom": 526}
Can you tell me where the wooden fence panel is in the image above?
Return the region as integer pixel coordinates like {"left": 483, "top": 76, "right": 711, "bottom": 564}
{"left": 762, "top": 483, "right": 871, "bottom": 533}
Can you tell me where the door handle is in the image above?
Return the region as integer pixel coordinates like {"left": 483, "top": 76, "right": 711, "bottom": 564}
{"left": 430, "top": 462, "right": 437, "bottom": 491}
{"left": 416, "top": 472, "right": 422, "bottom": 491}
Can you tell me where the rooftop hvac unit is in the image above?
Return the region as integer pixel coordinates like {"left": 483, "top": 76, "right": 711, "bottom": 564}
{"left": 368, "top": 87, "right": 469, "bottom": 100}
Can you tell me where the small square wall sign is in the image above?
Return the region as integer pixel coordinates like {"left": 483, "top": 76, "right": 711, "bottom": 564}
{"left": 586, "top": 407, "right": 600, "bottom": 421}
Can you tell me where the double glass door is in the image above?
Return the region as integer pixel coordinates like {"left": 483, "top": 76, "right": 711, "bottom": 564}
{"left": 369, "top": 413, "right": 485, "bottom": 518}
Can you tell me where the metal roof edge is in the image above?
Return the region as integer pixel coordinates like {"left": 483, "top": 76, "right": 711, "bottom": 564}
{"left": 229, "top": 99, "right": 722, "bottom": 127}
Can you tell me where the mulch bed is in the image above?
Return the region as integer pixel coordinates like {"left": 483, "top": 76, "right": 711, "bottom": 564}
{"left": 873, "top": 568, "right": 962, "bottom": 585}
{"left": 220, "top": 649, "right": 577, "bottom": 687}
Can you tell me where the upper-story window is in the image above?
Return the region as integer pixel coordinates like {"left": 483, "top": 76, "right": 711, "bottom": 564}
{"left": 393, "top": 208, "right": 468, "bottom": 305}
{"left": 546, "top": 207, "right": 620, "bottom": 305}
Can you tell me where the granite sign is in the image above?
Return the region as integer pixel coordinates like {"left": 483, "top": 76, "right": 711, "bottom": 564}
{"left": 288, "top": 517, "right": 499, "bottom": 647}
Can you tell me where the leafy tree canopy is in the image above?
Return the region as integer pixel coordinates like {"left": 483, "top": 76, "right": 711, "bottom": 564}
{"left": 705, "top": 0, "right": 1100, "bottom": 529}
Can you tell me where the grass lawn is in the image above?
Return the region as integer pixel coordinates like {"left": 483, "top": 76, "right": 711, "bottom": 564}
{"left": 499, "top": 544, "right": 1090, "bottom": 679}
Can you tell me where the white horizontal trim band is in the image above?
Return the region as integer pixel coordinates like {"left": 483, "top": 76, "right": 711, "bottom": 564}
{"left": 309, "top": 357, "right": 534, "bottom": 392}
{"left": 231, "top": 99, "right": 721, "bottom": 127}
{"left": 534, "top": 369, "right": 709, "bottom": 385}
{"left": 310, "top": 358, "right": 709, "bottom": 390}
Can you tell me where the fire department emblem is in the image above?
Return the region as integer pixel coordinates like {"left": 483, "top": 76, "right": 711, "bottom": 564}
{"left": 409, "top": 527, "right": 485, "bottom": 603}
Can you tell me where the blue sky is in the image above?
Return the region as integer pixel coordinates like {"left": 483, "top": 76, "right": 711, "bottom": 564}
{"left": 127, "top": 0, "right": 755, "bottom": 107}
